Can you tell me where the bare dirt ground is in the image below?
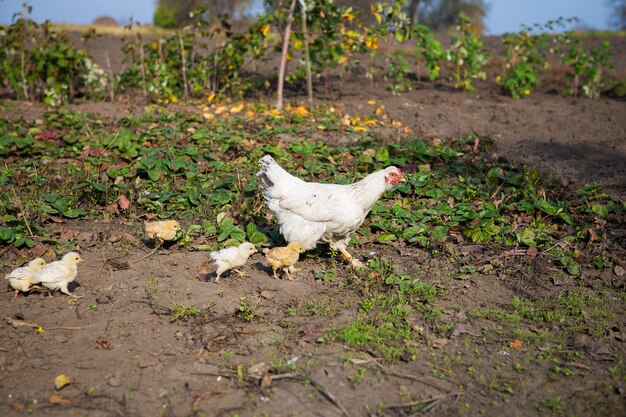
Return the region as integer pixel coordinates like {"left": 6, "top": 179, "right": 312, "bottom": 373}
{"left": 1, "top": 31, "right": 625, "bottom": 417}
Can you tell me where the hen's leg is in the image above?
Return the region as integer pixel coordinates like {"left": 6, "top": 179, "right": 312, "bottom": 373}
{"left": 11, "top": 290, "right": 19, "bottom": 301}
{"left": 272, "top": 266, "right": 279, "bottom": 279}
{"left": 339, "top": 248, "right": 364, "bottom": 268}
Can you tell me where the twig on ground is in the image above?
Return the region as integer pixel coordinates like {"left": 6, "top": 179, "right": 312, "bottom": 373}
{"left": 131, "top": 243, "right": 161, "bottom": 264}
{"left": 470, "top": 248, "right": 531, "bottom": 266}
{"left": 5, "top": 316, "right": 83, "bottom": 331}
{"left": 191, "top": 369, "right": 348, "bottom": 416}
{"left": 349, "top": 356, "right": 450, "bottom": 393}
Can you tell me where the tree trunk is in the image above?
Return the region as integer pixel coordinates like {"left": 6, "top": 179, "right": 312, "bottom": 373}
{"left": 299, "top": 0, "right": 314, "bottom": 110}
{"left": 276, "top": 0, "right": 297, "bottom": 110}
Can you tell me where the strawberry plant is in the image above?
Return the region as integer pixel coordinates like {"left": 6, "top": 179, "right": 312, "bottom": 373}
{"left": 413, "top": 24, "right": 443, "bottom": 81}
{"left": 560, "top": 35, "right": 613, "bottom": 99}
{"left": 445, "top": 12, "right": 489, "bottom": 92}
{"left": 0, "top": 8, "right": 107, "bottom": 106}
{"left": 499, "top": 23, "right": 552, "bottom": 99}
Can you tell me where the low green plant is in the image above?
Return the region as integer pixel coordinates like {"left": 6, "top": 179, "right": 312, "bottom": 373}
{"left": 445, "top": 12, "right": 489, "bottom": 92}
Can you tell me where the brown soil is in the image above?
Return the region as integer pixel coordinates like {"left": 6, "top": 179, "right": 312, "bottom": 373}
{"left": 1, "top": 31, "right": 625, "bottom": 417}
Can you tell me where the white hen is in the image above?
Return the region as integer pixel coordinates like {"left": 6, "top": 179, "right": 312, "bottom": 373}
{"left": 257, "top": 155, "right": 403, "bottom": 267}
{"left": 30, "top": 252, "right": 84, "bottom": 298}
{"left": 210, "top": 242, "right": 257, "bottom": 283}
{"left": 5, "top": 258, "right": 47, "bottom": 300}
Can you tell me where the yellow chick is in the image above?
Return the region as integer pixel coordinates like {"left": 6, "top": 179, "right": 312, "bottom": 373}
{"left": 4, "top": 258, "right": 47, "bottom": 301}
{"left": 30, "top": 252, "right": 84, "bottom": 298}
{"left": 264, "top": 242, "right": 305, "bottom": 280}
{"left": 209, "top": 242, "right": 257, "bottom": 283}
{"left": 144, "top": 220, "right": 181, "bottom": 244}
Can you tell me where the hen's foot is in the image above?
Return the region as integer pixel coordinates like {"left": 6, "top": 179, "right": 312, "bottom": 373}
{"left": 233, "top": 269, "right": 247, "bottom": 278}
{"left": 339, "top": 248, "right": 364, "bottom": 268}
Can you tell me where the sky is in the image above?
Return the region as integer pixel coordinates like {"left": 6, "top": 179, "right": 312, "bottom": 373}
{"left": 0, "top": 0, "right": 615, "bottom": 34}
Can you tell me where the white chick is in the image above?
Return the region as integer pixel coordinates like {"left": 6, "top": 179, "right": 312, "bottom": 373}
{"left": 209, "top": 242, "right": 257, "bottom": 283}
{"left": 30, "top": 252, "right": 84, "bottom": 298}
{"left": 5, "top": 258, "right": 47, "bottom": 301}
{"left": 144, "top": 220, "right": 181, "bottom": 245}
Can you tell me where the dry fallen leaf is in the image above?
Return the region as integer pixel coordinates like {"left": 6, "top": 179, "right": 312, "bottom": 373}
{"left": 96, "top": 336, "right": 112, "bottom": 350}
{"left": 54, "top": 374, "right": 71, "bottom": 390}
{"left": 260, "top": 373, "right": 272, "bottom": 389}
{"left": 509, "top": 338, "right": 523, "bottom": 349}
{"left": 10, "top": 403, "right": 24, "bottom": 412}
{"left": 49, "top": 393, "right": 72, "bottom": 405}
{"left": 117, "top": 195, "right": 131, "bottom": 210}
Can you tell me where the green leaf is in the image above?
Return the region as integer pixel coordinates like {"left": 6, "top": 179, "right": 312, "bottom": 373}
{"left": 591, "top": 204, "right": 608, "bottom": 218}
{"left": 246, "top": 223, "right": 269, "bottom": 245}
{"left": 516, "top": 228, "right": 537, "bottom": 246}
{"left": 0, "top": 226, "right": 16, "bottom": 243}
{"left": 376, "top": 232, "right": 397, "bottom": 243}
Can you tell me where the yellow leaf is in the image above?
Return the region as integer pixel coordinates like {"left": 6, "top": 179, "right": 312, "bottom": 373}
{"left": 341, "top": 13, "right": 355, "bottom": 22}
{"left": 261, "top": 24, "right": 270, "bottom": 37}
{"left": 364, "top": 120, "right": 377, "bottom": 126}
{"left": 170, "top": 96, "right": 178, "bottom": 104}
{"left": 368, "top": 99, "right": 376, "bottom": 105}
{"left": 338, "top": 56, "right": 348, "bottom": 64}
{"left": 291, "top": 105, "right": 309, "bottom": 116}
{"left": 36, "top": 326, "right": 44, "bottom": 334}
{"left": 317, "top": 125, "right": 326, "bottom": 130}
{"left": 230, "top": 103, "right": 244, "bottom": 114}
{"left": 207, "top": 93, "right": 216, "bottom": 102}
{"left": 269, "top": 109, "right": 283, "bottom": 119}
{"left": 293, "top": 40, "right": 304, "bottom": 51}
{"left": 214, "top": 105, "right": 228, "bottom": 115}
{"left": 54, "top": 374, "right": 71, "bottom": 390}
{"left": 373, "top": 12, "right": 382, "bottom": 24}
{"left": 353, "top": 126, "right": 366, "bottom": 132}
{"left": 202, "top": 112, "right": 214, "bottom": 120}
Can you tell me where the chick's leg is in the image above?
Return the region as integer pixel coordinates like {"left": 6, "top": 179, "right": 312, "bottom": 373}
{"left": 288, "top": 265, "right": 301, "bottom": 274}
{"left": 233, "top": 269, "right": 247, "bottom": 278}
{"left": 60, "top": 283, "right": 83, "bottom": 299}
{"left": 339, "top": 248, "right": 364, "bottom": 268}
{"left": 283, "top": 267, "right": 294, "bottom": 281}
{"left": 271, "top": 266, "right": 279, "bottom": 279}
{"left": 215, "top": 264, "right": 225, "bottom": 283}
{"left": 11, "top": 290, "right": 19, "bottom": 302}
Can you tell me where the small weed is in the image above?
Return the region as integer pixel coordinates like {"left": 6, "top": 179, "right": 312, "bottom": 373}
{"left": 534, "top": 396, "right": 564, "bottom": 414}
{"left": 169, "top": 304, "right": 203, "bottom": 322}
{"left": 238, "top": 298, "right": 255, "bottom": 322}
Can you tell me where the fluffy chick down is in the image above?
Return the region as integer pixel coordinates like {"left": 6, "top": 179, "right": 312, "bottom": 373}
{"left": 5, "top": 258, "right": 47, "bottom": 300}
{"left": 30, "top": 252, "right": 84, "bottom": 298}
{"left": 210, "top": 242, "right": 257, "bottom": 283}
{"left": 144, "top": 220, "right": 181, "bottom": 243}
{"left": 264, "top": 242, "right": 305, "bottom": 280}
